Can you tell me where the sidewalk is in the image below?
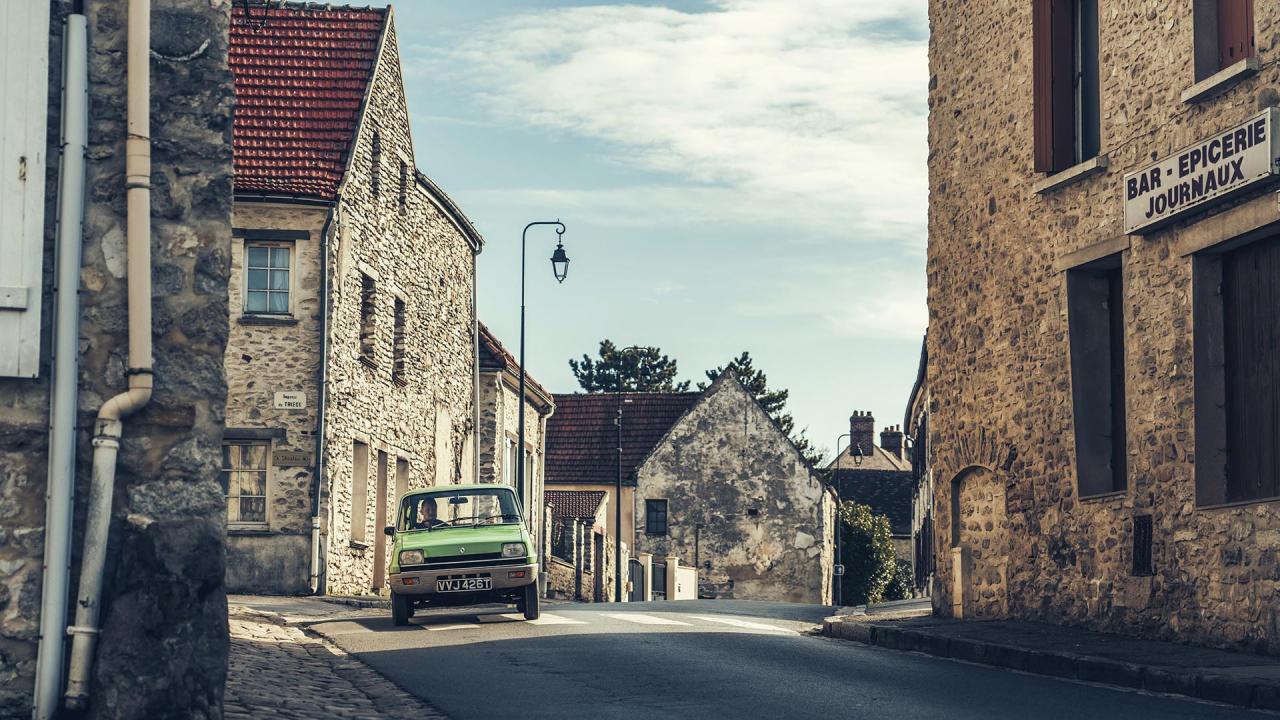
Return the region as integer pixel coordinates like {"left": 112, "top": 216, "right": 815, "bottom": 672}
{"left": 226, "top": 599, "right": 447, "bottom": 719}
{"left": 823, "top": 608, "right": 1280, "bottom": 712}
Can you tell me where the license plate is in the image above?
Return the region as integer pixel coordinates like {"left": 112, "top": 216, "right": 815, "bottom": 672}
{"left": 436, "top": 577, "right": 491, "bottom": 592}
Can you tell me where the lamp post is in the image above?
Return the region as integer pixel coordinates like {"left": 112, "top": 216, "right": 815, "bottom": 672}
{"left": 614, "top": 345, "right": 643, "bottom": 602}
{"left": 517, "top": 221, "right": 569, "bottom": 585}
{"left": 832, "top": 432, "right": 851, "bottom": 607}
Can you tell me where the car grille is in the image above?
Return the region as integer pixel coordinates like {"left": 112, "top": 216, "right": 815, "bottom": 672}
{"left": 401, "top": 553, "right": 527, "bottom": 571}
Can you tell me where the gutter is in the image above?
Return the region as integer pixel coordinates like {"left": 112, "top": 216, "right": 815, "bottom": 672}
{"left": 33, "top": 10, "right": 86, "bottom": 719}
{"left": 310, "top": 201, "right": 338, "bottom": 594}
{"left": 65, "top": 0, "right": 154, "bottom": 706}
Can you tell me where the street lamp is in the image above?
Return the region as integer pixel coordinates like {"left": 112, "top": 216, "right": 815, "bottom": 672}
{"left": 517, "top": 220, "right": 568, "bottom": 588}
{"left": 614, "top": 345, "right": 644, "bottom": 602}
{"left": 832, "top": 433, "right": 850, "bottom": 608}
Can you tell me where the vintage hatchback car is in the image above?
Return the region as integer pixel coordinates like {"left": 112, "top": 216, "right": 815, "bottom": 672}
{"left": 384, "top": 483, "right": 540, "bottom": 625}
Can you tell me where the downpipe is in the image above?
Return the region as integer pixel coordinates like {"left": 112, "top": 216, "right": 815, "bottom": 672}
{"left": 64, "top": 0, "right": 154, "bottom": 708}
{"left": 32, "top": 11, "right": 87, "bottom": 720}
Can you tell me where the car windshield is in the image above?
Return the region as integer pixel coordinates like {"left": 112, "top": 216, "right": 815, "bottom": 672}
{"left": 397, "top": 487, "right": 522, "bottom": 531}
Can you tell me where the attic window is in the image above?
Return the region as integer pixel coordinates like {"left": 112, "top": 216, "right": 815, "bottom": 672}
{"left": 747, "top": 508, "right": 760, "bottom": 518}
{"left": 371, "top": 131, "right": 382, "bottom": 199}
{"left": 398, "top": 160, "right": 408, "bottom": 211}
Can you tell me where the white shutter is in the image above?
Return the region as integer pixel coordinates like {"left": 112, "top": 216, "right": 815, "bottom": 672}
{"left": 0, "top": 0, "right": 51, "bottom": 378}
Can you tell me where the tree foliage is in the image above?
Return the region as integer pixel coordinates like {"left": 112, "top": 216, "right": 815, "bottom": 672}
{"left": 838, "top": 501, "right": 897, "bottom": 606}
{"left": 570, "top": 340, "right": 691, "bottom": 393}
{"left": 700, "top": 351, "right": 824, "bottom": 465}
{"left": 883, "top": 558, "right": 914, "bottom": 602}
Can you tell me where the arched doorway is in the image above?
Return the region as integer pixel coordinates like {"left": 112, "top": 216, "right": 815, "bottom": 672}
{"left": 948, "top": 466, "right": 1008, "bottom": 619}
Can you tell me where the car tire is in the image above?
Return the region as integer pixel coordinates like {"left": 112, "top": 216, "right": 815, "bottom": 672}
{"left": 522, "top": 581, "right": 540, "bottom": 620}
{"left": 392, "top": 592, "right": 411, "bottom": 626}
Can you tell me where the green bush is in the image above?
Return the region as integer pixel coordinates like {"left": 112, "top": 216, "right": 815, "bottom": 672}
{"left": 837, "top": 501, "right": 897, "bottom": 606}
{"left": 883, "top": 558, "right": 914, "bottom": 602}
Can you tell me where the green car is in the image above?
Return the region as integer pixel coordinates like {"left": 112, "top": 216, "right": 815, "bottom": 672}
{"left": 384, "top": 483, "right": 540, "bottom": 626}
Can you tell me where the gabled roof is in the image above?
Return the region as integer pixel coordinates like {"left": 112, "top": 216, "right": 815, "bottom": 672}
{"left": 545, "top": 490, "right": 607, "bottom": 520}
{"left": 831, "top": 469, "right": 914, "bottom": 536}
{"left": 477, "top": 322, "right": 552, "bottom": 409}
{"left": 827, "top": 444, "right": 910, "bottom": 472}
{"left": 545, "top": 392, "right": 701, "bottom": 485}
{"left": 230, "top": 2, "right": 387, "bottom": 200}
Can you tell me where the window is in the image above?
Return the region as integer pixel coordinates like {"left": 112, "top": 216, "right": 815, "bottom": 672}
{"left": 1195, "top": 0, "right": 1256, "bottom": 79}
{"left": 645, "top": 499, "right": 668, "bottom": 535}
{"left": 371, "top": 131, "right": 382, "bottom": 199}
{"left": 1033, "top": 0, "right": 1099, "bottom": 173}
{"left": 245, "top": 243, "right": 290, "bottom": 314}
{"left": 358, "top": 272, "right": 376, "bottom": 367}
{"left": 503, "top": 438, "right": 517, "bottom": 486}
{"left": 1132, "top": 514, "right": 1153, "bottom": 576}
{"left": 398, "top": 159, "right": 408, "bottom": 210}
{"left": 351, "top": 441, "right": 370, "bottom": 543}
{"left": 221, "top": 442, "right": 268, "bottom": 525}
{"left": 1068, "top": 256, "right": 1127, "bottom": 497}
{"left": 1195, "top": 234, "right": 1280, "bottom": 506}
{"left": 392, "top": 296, "right": 407, "bottom": 384}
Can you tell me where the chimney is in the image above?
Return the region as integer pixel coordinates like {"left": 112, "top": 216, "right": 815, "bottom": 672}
{"left": 849, "top": 411, "right": 875, "bottom": 462}
{"left": 881, "top": 425, "right": 905, "bottom": 461}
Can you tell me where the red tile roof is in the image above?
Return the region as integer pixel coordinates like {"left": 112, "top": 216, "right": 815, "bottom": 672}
{"left": 477, "top": 322, "right": 551, "bottom": 402}
{"left": 230, "top": 2, "right": 386, "bottom": 199}
{"left": 545, "top": 392, "right": 701, "bottom": 485}
{"left": 545, "top": 490, "right": 607, "bottom": 520}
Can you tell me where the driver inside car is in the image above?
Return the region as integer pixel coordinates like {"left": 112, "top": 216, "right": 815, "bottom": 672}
{"left": 412, "top": 498, "right": 448, "bottom": 530}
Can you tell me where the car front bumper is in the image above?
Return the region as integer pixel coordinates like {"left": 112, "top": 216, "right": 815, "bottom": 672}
{"left": 389, "top": 561, "right": 537, "bottom": 596}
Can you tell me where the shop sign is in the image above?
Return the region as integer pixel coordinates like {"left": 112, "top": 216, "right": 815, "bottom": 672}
{"left": 1124, "top": 108, "right": 1279, "bottom": 234}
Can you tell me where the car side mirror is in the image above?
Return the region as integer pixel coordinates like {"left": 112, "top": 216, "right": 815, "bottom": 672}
{"left": 383, "top": 526, "right": 395, "bottom": 537}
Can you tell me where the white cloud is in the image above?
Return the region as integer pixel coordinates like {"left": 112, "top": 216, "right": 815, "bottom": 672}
{"left": 444, "top": 0, "right": 928, "bottom": 241}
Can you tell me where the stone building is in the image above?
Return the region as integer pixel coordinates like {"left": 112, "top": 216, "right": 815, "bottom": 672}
{"left": 929, "top": 0, "right": 1280, "bottom": 650}
{"left": 476, "top": 322, "right": 553, "bottom": 562}
{"left": 0, "top": 1, "right": 232, "bottom": 717}
{"left": 633, "top": 375, "right": 835, "bottom": 604}
{"left": 544, "top": 489, "right": 610, "bottom": 601}
{"left": 904, "top": 337, "right": 935, "bottom": 594}
{"left": 826, "top": 411, "right": 915, "bottom": 560}
{"left": 224, "top": 3, "right": 481, "bottom": 597}
{"left": 545, "top": 390, "right": 701, "bottom": 580}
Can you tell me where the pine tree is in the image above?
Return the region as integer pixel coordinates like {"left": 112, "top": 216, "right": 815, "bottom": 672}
{"left": 569, "top": 340, "right": 691, "bottom": 393}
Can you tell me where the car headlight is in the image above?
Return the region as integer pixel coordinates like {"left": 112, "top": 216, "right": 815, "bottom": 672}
{"left": 399, "top": 550, "right": 425, "bottom": 565}
{"left": 501, "top": 542, "right": 525, "bottom": 558}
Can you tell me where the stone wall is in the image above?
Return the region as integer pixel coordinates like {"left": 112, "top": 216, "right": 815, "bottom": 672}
{"left": 0, "top": 1, "right": 232, "bottom": 717}
{"left": 635, "top": 376, "right": 832, "bottom": 604}
{"left": 929, "top": 0, "right": 1280, "bottom": 651}
{"left": 477, "top": 369, "right": 550, "bottom": 558}
{"left": 321, "top": 20, "right": 477, "bottom": 597}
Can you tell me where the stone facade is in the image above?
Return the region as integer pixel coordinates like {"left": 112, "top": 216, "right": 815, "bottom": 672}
{"left": 929, "top": 0, "right": 1280, "bottom": 650}
{"left": 0, "top": 1, "right": 233, "bottom": 716}
{"left": 634, "top": 375, "right": 834, "bottom": 604}
{"left": 225, "top": 9, "right": 480, "bottom": 598}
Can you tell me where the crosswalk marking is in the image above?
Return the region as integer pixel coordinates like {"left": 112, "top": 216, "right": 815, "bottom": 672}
{"left": 497, "top": 612, "right": 587, "bottom": 626}
{"left": 688, "top": 615, "right": 793, "bottom": 633}
{"left": 426, "top": 623, "right": 480, "bottom": 632}
{"left": 602, "top": 612, "right": 691, "bottom": 626}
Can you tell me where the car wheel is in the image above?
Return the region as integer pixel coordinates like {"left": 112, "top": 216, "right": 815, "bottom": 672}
{"left": 392, "top": 592, "right": 411, "bottom": 626}
{"left": 522, "top": 580, "right": 541, "bottom": 620}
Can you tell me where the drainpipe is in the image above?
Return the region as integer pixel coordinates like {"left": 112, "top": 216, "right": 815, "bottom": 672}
{"left": 310, "top": 203, "right": 337, "bottom": 594}
{"left": 64, "top": 0, "right": 154, "bottom": 707}
{"left": 472, "top": 253, "right": 480, "bottom": 481}
{"left": 32, "top": 10, "right": 87, "bottom": 720}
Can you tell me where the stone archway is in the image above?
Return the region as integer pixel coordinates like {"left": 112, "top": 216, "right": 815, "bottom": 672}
{"left": 949, "top": 466, "right": 1008, "bottom": 619}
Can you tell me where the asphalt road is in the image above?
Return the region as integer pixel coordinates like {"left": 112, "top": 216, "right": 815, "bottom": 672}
{"left": 306, "top": 600, "right": 1268, "bottom": 720}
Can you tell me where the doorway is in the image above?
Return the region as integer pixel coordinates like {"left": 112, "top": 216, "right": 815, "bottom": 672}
{"left": 372, "top": 450, "right": 389, "bottom": 591}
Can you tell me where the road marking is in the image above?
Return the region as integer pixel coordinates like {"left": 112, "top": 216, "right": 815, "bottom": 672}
{"left": 688, "top": 615, "right": 794, "bottom": 633}
{"left": 602, "top": 613, "right": 691, "bottom": 626}
{"left": 426, "top": 623, "right": 480, "bottom": 632}
{"left": 496, "top": 612, "right": 586, "bottom": 625}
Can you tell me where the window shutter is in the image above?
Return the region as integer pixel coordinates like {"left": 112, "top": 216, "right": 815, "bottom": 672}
{"left": 1032, "top": 0, "right": 1076, "bottom": 172}
{"left": 1217, "top": 0, "right": 1255, "bottom": 69}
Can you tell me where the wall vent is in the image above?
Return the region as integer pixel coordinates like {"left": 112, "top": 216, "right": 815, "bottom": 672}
{"left": 1132, "top": 514, "right": 1153, "bottom": 576}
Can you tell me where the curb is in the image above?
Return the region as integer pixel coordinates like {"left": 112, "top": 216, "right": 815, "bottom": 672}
{"left": 321, "top": 595, "right": 391, "bottom": 609}
{"left": 821, "top": 619, "right": 1280, "bottom": 712}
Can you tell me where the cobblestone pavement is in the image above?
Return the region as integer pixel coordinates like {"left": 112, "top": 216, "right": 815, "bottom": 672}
{"left": 226, "top": 603, "right": 448, "bottom": 719}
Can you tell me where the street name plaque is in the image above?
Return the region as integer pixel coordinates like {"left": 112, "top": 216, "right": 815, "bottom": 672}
{"left": 1124, "top": 108, "right": 1279, "bottom": 234}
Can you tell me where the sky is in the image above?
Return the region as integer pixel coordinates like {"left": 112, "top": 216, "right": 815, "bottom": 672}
{"left": 381, "top": 0, "right": 928, "bottom": 459}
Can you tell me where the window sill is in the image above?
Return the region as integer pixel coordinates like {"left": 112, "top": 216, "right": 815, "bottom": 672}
{"left": 391, "top": 375, "right": 409, "bottom": 388}
{"left": 228, "top": 525, "right": 271, "bottom": 535}
{"left": 1078, "top": 489, "right": 1127, "bottom": 504}
{"left": 1033, "top": 155, "right": 1110, "bottom": 195}
{"left": 349, "top": 540, "right": 370, "bottom": 550}
{"left": 239, "top": 314, "right": 298, "bottom": 326}
{"left": 358, "top": 356, "right": 379, "bottom": 371}
{"left": 1197, "top": 495, "right": 1280, "bottom": 511}
{"left": 1181, "top": 57, "right": 1261, "bottom": 104}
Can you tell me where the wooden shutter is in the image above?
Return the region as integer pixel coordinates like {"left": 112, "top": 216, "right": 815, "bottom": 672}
{"left": 1032, "top": 0, "right": 1075, "bottom": 172}
{"left": 1218, "top": 0, "right": 1256, "bottom": 69}
{"left": 1222, "top": 234, "right": 1280, "bottom": 503}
